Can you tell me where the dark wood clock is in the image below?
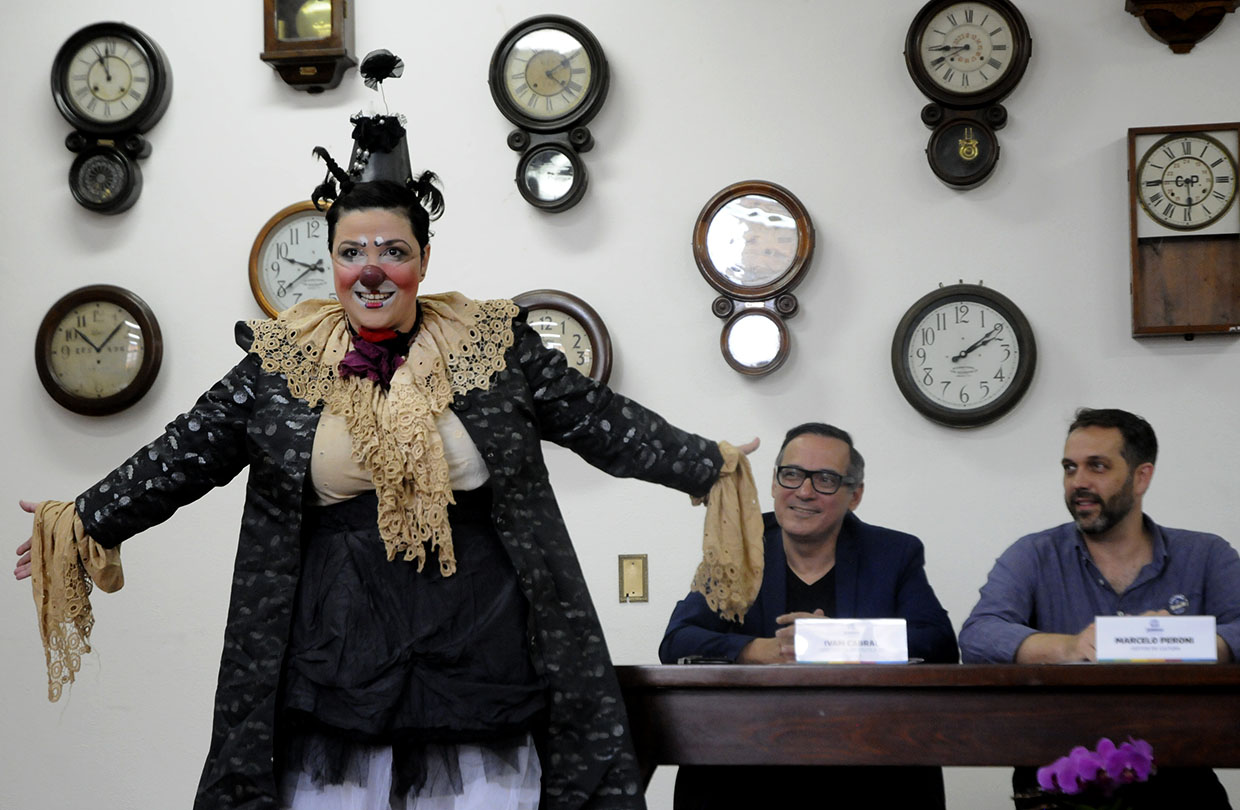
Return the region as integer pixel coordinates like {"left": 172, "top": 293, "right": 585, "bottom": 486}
{"left": 489, "top": 15, "right": 610, "bottom": 212}
{"left": 260, "top": 0, "right": 356, "bottom": 92}
{"left": 904, "top": 0, "right": 1032, "bottom": 189}
{"left": 51, "top": 22, "right": 173, "bottom": 213}
{"left": 1128, "top": 122, "right": 1240, "bottom": 337}
{"left": 513, "top": 289, "right": 612, "bottom": 383}
{"left": 36, "top": 285, "right": 163, "bottom": 416}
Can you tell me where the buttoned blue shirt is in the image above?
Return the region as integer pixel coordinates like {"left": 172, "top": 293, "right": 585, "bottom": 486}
{"left": 959, "top": 516, "right": 1240, "bottom": 663}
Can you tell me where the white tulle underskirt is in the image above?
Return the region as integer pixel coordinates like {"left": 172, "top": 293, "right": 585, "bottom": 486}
{"left": 281, "top": 733, "right": 541, "bottom": 810}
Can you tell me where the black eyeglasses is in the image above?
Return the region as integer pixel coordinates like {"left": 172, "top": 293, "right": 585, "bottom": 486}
{"left": 774, "top": 465, "right": 857, "bottom": 495}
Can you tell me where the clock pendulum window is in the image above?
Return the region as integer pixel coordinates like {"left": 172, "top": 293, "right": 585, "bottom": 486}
{"left": 51, "top": 22, "right": 172, "bottom": 214}
{"left": 903, "top": 0, "right": 1032, "bottom": 189}
{"left": 488, "top": 16, "right": 610, "bottom": 212}
{"left": 692, "top": 181, "right": 815, "bottom": 377}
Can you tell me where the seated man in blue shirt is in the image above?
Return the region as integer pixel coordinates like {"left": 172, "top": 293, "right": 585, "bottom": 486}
{"left": 960, "top": 407, "right": 1240, "bottom": 808}
{"left": 660, "top": 422, "right": 958, "bottom": 810}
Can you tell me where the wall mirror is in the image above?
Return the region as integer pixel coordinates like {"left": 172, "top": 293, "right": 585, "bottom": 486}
{"left": 692, "top": 180, "right": 814, "bottom": 376}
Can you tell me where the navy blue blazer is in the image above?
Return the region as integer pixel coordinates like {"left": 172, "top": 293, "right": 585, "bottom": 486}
{"left": 659, "top": 511, "right": 959, "bottom": 664}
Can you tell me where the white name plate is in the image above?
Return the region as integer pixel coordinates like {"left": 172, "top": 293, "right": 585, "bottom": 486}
{"left": 1095, "top": 615, "right": 1217, "bottom": 662}
{"left": 793, "top": 618, "right": 908, "bottom": 664}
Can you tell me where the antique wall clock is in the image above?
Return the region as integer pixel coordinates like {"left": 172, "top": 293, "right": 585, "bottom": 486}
{"left": 513, "top": 289, "right": 612, "bottom": 384}
{"left": 891, "top": 283, "right": 1036, "bottom": 428}
{"left": 36, "top": 285, "right": 163, "bottom": 416}
{"left": 1128, "top": 122, "right": 1240, "bottom": 337}
{"left": 249, "top": 200, "right": 335, "bottom": 317}
{"left": 489, "top": 15, "right": 610, "bottom": 212}
{"left": 904, "top": 0, "right": 1032, "bottom": 189}
{"left": 692, "top": 181, "right": 814, "bottom": 376}
{"left": 51, "top": 22, "right": 172, "bottom": 213}
{"left": 260, "top": 0, "right": 356, "bottom": 92}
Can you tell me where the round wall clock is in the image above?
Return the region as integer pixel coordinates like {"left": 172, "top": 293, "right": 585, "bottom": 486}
{"left": 36, "top": 285, "right": 163, "bottom": 416}
{"left": 489, "top": 15, "right": 609, "bottom": 133}
{"left": 513, "top": 289, "right": 612, "bottom": 384}
{"left": 51, "top": 22, "right": 173, "bottom": 135}
{"left": 891, "top": 283, "right": 1036, "bottom": 428}
{"left": 1135, "top": 132, "right": 1238, "bottom": 231}
{"left": 905, "top": 0, "right": 1032, "bottom": 109}
{"left": 249, "top": 201, "right": 335, "bottom": 317}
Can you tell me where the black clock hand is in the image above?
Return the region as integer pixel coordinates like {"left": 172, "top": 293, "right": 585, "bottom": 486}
{"left": 95, "top": 321, "right": 126, "bottom": 352}
{"left": 282, "top": 256, "right": 323, "bottom": 270}
{"left": 928, "top": 44, "right": 971, "bottom": 54}
{"left": 952, "top": 324, "right": 1002, "bottom": 362}
{"left": 286, "top": 263, "right": 326, "bottom": 288}
{"left": 74, "top": 329, "right": 103, "bottom": 352}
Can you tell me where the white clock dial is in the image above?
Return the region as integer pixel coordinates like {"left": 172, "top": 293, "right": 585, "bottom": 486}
{"left": 528, "top": 307, "right": 594, "bottom": 376}
{"left": 250, "top": 203, "right": 335, "bottom": 316}
{"left": 1137, "top": 133, "right": 1237, "bottom": 231}
{"left": 64, "top": 35, "right": 153, "bottom": 125}
{"left": 503, "top": 28, "right": 592, "bottom": 122}
{"left": 918, "top": 2, "right": 1015, "bottom": 95}
{"left": 905, "top": 299, "right": 1021, "bottom": 412}
{"left": 47, "top": 301, "right": 146, "bottom": 400}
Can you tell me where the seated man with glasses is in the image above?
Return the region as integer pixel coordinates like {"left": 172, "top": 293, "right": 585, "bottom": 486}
{"left": 659, "top": 422, "right": 958, "bottom": 810}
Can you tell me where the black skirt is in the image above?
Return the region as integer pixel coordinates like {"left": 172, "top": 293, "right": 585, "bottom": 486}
{"left": 279, "top": 487, "right": 546, "bottom": 796}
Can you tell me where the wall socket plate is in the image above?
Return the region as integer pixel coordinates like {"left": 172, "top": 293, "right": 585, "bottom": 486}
{"left": 618, "top": 554, "right": 648, "bottom": 602}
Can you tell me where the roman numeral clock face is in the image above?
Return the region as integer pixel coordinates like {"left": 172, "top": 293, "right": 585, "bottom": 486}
{"left": 52, "top": 23, "right": 172, "bottom": 135}
{"left": 905, "top": 0, "right": 1031, "bottom": 109}
{"left": 503, "top": 29, "right": 592, "bottom": 122}
{"left": 64, "top": 37, "right": 151, "bottom": 125}
{"left": 1137, "top": 133, "right": 1237, "bottom": 231}
{"left": 918, "top": 3, "right": 1015, "bottom": 96}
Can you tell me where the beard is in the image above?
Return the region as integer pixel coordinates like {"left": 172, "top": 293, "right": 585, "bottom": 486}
{"left": 1066, "top": 473, "right": 1136, "bottom": 536}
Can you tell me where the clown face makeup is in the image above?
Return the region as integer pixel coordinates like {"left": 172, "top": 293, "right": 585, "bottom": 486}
{"left": 331, "top": 208, "right": 429, "bottom": 333}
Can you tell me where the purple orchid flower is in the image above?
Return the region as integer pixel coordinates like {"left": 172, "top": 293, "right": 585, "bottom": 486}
{"left": 1104, "top": 738, "right": 1155, "bottom": 784}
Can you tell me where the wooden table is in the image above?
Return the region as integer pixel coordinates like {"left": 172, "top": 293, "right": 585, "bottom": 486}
{"left": 616, "top": 664, "right": 1240, "bottom": 784}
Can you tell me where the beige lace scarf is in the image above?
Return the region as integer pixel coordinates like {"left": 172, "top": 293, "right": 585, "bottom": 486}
{"left": 30, "top": 501, "right": 123, "bottom": 701}
{"left": 247, "top": 292, "right": 519, "bottom": 574}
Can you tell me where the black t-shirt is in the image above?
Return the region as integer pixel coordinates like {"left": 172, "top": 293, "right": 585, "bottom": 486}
{"left": 785, "top": 563, "right": 836, "bottom": 615}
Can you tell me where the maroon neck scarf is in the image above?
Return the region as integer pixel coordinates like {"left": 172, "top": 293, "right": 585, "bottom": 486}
{"left": 338, "top": 306, "right": 421, "bottom": 389}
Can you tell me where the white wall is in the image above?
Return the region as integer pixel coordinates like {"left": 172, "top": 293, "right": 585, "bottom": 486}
{"left": 3, "top": 2, "right": 1239, "bottom": 808}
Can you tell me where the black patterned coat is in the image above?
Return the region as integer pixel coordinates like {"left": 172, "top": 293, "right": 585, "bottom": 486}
{"left": 76, "top": 311, "right": 724, "bottom": 810}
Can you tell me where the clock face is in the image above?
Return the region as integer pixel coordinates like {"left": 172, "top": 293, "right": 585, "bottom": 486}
{"left": 1136, "top": 133, "right": 1238, "bottom": 231}
{"left": 36, "top": 285, "right": 163, "bottom": 416}
{"left": 917, "top": 3, "right": 1015, "bottom": 95}
{"left": 52, "top": 23, "right": 172, "bottom": 134}
{"left": 892, "top": 285, "right": 1036, "bottom": 427}
{"left": 503, "top": 28, "right": 592, "bottom": 122}
{"left": 489, "top": 16, "right": 609, "bottom": 133}
{"left": 249, "top": 201, "right": 335, "bottom": 317}
{"left": 513, "top": 289, "right": 611, "bottom": 383}
{"left": 61, "top": 35, "right": 153, "bottom": 125}
{"left": 906, "top": 0, "right": 1031, "bottom": 107}
{"left": 528, "top": 308, "right": 594, "bottom": 376}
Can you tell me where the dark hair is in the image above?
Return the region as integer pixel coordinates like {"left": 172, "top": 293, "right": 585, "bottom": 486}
{"left": 319, "top": 174, "right": 445, "bottom": 252}
{"left": 775, "top": 422, "right": 865, "bottom": 484}
{"left": 1068, "top": 408, "right": 1158, "bottom": 467}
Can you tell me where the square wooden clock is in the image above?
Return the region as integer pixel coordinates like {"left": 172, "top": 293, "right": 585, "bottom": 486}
{"left": 1128, "top": 122, "right": 1240, "bottom": 337}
